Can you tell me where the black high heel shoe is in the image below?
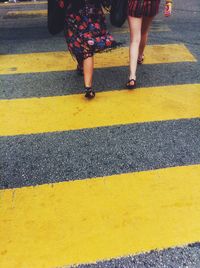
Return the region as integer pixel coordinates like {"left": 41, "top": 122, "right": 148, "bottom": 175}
{"left": 85, "top": 87, "right": 95, "bottom": 99}
{"left": 126, "top": 79, "right": 137, "bottom": 89}
{"left": 137, "top": 54, "right": 144, "bottom": 65}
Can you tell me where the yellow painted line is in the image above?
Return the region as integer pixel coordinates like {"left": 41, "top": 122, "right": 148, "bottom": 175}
{"left": 0, "top": 44, "right": 196, "bottom": 75}
{"left": 1, "top": 164, "right": 200, "bottom": 267}
{"left": 6, "top": 9, "right": 47, "bottom": 17}
{"left": 0, "top": 84, "right": 200, "bottom": 136}
{"left": 1, "top": 1, "right": 47, "bottom": 6}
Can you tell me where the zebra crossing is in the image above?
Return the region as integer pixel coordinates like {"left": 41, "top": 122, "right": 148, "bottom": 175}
{"left": 1, "top": 44, "right": 195, "bottom": 75}
{"left": 1, "top": 84, "right": 200, "bottom": 136}
{"left": 1, "top": 165, "right": 200, "bottom": 268}
{"left": 0, "top": 1, "right": 200, "bottom": 267}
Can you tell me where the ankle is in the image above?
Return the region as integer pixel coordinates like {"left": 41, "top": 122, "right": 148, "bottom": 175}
{"left": 138, "top": 54, "right": 144, "bottom": 60}
{"left": 129, "top": 75, "right": 136, "bottom": 80}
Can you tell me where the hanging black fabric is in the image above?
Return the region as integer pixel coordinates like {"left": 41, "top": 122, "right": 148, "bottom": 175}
{"left": 110, "top": 0, "right": 128, "bottom": 28}
{"left": 48, "top": 0, "right": 66, "bottom": 35}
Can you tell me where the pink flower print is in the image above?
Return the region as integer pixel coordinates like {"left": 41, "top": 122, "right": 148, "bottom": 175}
{"left": 106, "top": 39, "right": 111, "bottom": 46}
{"left": 88, "top": 39, "right": 95, "bottom": 46}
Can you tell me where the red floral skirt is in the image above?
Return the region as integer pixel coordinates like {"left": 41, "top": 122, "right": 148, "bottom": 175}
{"left": 128, "top": 0, "right": 161, "bottom": 17}
{"left": 64, "top": 8, "right": 119, "bottom": 63}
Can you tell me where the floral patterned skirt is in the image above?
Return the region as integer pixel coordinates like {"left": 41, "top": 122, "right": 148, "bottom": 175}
{"left": 128, "top": 0, "right": 161, "bottom": 18}
{"left": 64, "top": 9, "right": 119, "bottom": 63}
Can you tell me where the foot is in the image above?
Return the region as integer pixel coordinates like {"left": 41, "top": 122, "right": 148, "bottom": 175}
{"left": 85, "top": 87, "right": 95, "bottom": 99}
{"left": 126, "top": 78, "right": 137, "bottom": 89}
{"left": 137, "top": 54, "right": 144, "bottom": 65}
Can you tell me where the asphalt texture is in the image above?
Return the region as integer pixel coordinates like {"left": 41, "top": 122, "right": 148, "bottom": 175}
{"left": 1, "top": 0, "right": 200, "bottom": 267}
{"left": 73, "top": 243, "right": 200, "bottom": 268}
{"left": 1, "top": 118, "right": 200, "bottom": 189}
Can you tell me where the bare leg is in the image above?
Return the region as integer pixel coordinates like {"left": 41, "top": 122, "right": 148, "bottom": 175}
{"left": 83, "top": 56, "right": 94, "bottom": 88}
{"left": 128, "top": 15, "right": 142, "bottom": 83}
{"left": 83, "top": 56, "right": 95, "bottom": 98}
{"left": 138, "top": 16, "right": 154, "bottom": 61}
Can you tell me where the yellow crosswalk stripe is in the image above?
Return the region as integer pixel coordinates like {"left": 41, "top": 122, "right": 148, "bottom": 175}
{"left": 4, "top": 10, "right": 170, "bottom": 32}
{"left": 0, "top": 84, "right": 200, "bottom": 136}
{"left": 1, "top": 164, "right": 200, "bottom": 268}
{"left": 0, "top": 44, "right": 196, "bottom": 75}
{"left": 1, "top": 1, "right": 47, "bottom": 6}
{"left": 5, "top": 10, "right": 47, "bottom": 17}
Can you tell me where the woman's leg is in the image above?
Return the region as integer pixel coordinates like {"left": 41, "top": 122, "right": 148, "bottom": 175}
{"left": 138, "top": 16, "right": 155, "bottom": 61}
{"left": 128, "top": 15, "right": 142, "bottom": 83}
{"left": 83, "top": 56, "right": 95, "bottom": 98}
{"left": 83, "top": 56, "right": 94, "bottom": 88}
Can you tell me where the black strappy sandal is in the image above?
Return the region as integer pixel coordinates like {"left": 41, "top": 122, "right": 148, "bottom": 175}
{"left": 126, "top": 79, "right": 137, "bottom": 90}
{"left": 137, "top": 55, "right": 144, "bottom": 65}
{"left": 85, "top": 87, "right": 95, "bottom": 99}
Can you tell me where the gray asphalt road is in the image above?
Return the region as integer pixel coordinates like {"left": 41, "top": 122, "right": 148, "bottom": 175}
{"left": 75, "top": 243, "right": 200, "bottom": 268}
{"left": 1, "top": 118, "right": 200, "bottom": 189}
{"left": 0, "top": 0, "right": 200, "bottom": 267}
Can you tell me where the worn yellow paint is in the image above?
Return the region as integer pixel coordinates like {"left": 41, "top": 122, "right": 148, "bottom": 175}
{"left": 1, "top": 1, "right": 47, "bottom": 6}
{"left": 6, "top": 9, "right": 47, "bottom": 17}
{"left": 0, "top": 84, "right": 200, "bottom": 136}
{"left": 1, "top": 164, "right": 200, "bottom": 268}
{"left": 0, "top": 44, "right": 196, "bottom": 75}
